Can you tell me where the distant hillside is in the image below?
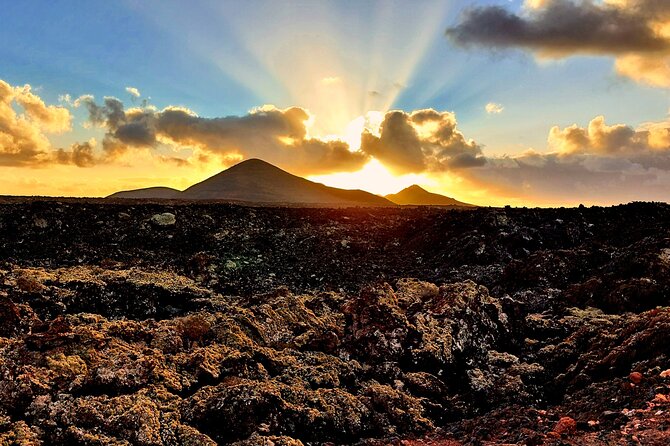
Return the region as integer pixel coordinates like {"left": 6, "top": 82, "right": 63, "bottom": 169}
{"left": 108, "top": 159, "right": 395, "bottom": 206}
{"left": 386, "top": 185, "right": 473, "bottom": 207}
{"left": 108, "top": 187, "right": 181, "bottom": 200}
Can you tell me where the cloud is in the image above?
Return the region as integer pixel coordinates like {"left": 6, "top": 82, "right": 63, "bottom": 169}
{"left": 74, "top": 99, "right": 486, "bottom": 177}
{"left": 615, "top": 54, "right": 670, "bottom": 88}
{"left": 446, "top": 0, "right": 670, "bottom": 87}
{"left": 359, "top": 109, "right": 485, "bottom": 174}
{"left": 58, "top": 93, "right": 72, "bottom": 105}
{"left": 553, "top": 113, "right": 670, "bottom": 158}
{"left": 0, "top": 79, "right": 85, "bottom": 167}
{"left": 486, "top": 102, "right": 504, "bottom": 114}
{"left": 53, "top": 141, "right": 96, "bottom": 167}
{"left": 125, "top": 86, "right": 141, "bottom": 98}
{"left": 447, "top": 1, "right": 670, "bottom": 56}
{"left": 464, "top": 114, "right": 670, "bottom": 204}
{"left": 76, "top": 97, "right": 368, "bottom": 175}
{"left": 547, "top": 115, "right": 656, "bottom": 155}
{"left": 12, "top": 84, "right": 71, "bottom": 133}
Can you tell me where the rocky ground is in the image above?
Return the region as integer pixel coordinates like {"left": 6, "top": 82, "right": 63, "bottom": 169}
{"left": 0, "top": 198, "right": 668, "bottom": 445}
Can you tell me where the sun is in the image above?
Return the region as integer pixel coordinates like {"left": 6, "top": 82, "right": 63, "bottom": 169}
{"left": 343, "top": 111, "right": 385, "bottom": 151}
{"left": 308, "top": 158, "right": 431, "bottom": 196}
{"left": 320, "top": 111, "right": 385, "bottom": 151}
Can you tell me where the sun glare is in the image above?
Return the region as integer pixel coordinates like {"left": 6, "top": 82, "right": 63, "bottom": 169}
{"left": 308, "top": 158, "right": 431, "bottom": 196}
{"left": 146, "top": 0, "right": 455, "bottom": 135}
{"left": 322, "top": 111, "right": 385, "bottom": 151}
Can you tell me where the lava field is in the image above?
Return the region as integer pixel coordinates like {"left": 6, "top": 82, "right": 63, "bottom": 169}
{"left": 0, "top": 198, "right": 669, "bottom": 445}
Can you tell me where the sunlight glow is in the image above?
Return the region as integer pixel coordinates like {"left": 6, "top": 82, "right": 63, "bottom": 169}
{"left": 138, "top": 0, "right": 453, "bottom": 135}
{"left": 308, "top": 158, "right": 432, "bottom": 196}
{"left": 322, "top": 111, "right": 385, "bottom": 151}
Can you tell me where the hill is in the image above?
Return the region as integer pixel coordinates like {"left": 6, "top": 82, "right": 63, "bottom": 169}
{"left": 386, "top": 184, "right": 473, "bottom": 206}
{"left": 108, "top": 186, "right": 181, "bottom": 199}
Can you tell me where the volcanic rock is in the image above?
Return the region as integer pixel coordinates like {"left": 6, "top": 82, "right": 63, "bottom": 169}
{"left": 151, "top": 212, "right": 177, "bottom": 226}
{"left": 0, "top": 199, "right": 668, "bottom": 444}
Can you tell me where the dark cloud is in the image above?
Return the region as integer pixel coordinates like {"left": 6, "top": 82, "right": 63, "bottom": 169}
{"left": 75, "top": 96, "right": 157, "bottom": 156}
{"left": 360, "top": 109, "right": 485, "bottom": 174}
{"left": 446, "top": 1, "right": 670, "bottom": 56}
{"left": 77, "top": 98, "right": 367, "bottom": 175}
{"left": 361, "top": 111, "right": 426, "bottom": 173}
{"left": 76, "top": 100, "right": 486, "bottom": 176}
{"left": 446, "top": 1, "right": 670, "bottom": 87}
{"left": 155, "top": 106, "right": 309, "bottom": 152}
{"left": 54, "top": 142, "right": 96, "bottom": 168}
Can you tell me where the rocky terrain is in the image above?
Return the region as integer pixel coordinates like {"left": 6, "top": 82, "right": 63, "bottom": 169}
{"left": 0, "top": 198, "right": 668, "bottom": 445}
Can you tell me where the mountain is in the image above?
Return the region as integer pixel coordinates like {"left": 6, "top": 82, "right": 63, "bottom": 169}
{"left": 108, "top": 159, "right": 395, "bottom": 206}
{"left": 385, "top": 185, "right": 473, "bottom": 207}
{"left": 108, "top": 186, "right": 181, "bottom": 200}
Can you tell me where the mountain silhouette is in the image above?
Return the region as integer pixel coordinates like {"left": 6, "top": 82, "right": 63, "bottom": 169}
{"left": 385, "top": 184, "right": 473, "bottom": 207}
{"left": 109, "top": 186, "right": 181, "bottom": 199}
{"left": 109, "top": 159, "right": 395, "bottom": 206}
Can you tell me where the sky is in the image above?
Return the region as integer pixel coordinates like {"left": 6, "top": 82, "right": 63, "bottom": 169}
{"left": 1, "top": 0, "right": 669, "bottom": 206}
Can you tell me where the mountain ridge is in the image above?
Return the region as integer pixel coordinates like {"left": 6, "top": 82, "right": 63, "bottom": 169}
{"left": 109, "top": 159, "right": 395, "bottom": 206}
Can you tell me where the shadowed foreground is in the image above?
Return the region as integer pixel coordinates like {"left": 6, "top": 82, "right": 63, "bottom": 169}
{"left": 0, "top": 199, "right": 669, "bottom": 445}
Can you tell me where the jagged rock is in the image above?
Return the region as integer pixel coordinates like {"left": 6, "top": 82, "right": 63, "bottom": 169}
{"left": 231, "top": 433, "right": 303, "bottom": 446}
{"left": 33, "top": 217, "right": 48, "bottom": 228}
{"left": 0, "top": 294, "right": 21, "bottom": 337}
{"left": 0, "top": 201, "right": 668, "bottom": 444}
{"left": 5, "top": 266, "right": 215, "bottom": 320}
